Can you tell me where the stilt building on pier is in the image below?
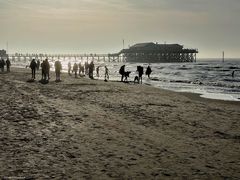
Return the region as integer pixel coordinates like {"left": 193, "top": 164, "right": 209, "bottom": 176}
{"left": 120, "top": 42, "right": 198, "bottom": 63}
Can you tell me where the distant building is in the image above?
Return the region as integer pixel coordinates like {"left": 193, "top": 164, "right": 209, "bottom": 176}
{"left": 0, "top": 49, "right": 8, "bottom": 58}
{"left": 120, "top": 42, "right": 198, "bottom": 63}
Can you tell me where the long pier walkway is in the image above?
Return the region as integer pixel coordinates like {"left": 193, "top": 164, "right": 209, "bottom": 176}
{"left": 5, "top": 53, "right": 125, "bottom": 63}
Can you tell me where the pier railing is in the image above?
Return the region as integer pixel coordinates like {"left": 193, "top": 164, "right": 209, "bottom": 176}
{"left": 2, "top": 53, "right": 126, "bottom": 63}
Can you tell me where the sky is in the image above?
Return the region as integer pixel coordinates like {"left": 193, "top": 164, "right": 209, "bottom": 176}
{"left": 0, "top": 0, "right": 239, "bottom": 58}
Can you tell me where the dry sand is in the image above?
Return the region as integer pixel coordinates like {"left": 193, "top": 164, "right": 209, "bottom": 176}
{"left": 0, "top": 68, "right": 240, "bottom": 179}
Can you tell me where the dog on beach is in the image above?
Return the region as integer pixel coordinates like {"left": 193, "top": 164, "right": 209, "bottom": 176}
{"left": 123, "top": 71, "right": 131, "bottom": 82}
{"left": 134, "top": 76, "right": 139, "bottom": 84}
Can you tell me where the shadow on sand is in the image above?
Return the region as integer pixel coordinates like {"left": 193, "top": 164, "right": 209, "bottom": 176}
{"left": 26, "top": 79, "right": 35, "bottom": 83}
{"left": 55, "top": 80, "right": 62, "bottom": 83}
{"left": 39, "top": 79, "right": 49, "bottom": 84}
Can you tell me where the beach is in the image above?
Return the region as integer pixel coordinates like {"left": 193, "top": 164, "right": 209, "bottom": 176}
{"left": 0, "top": 68, "right": 240, "bottom": 179}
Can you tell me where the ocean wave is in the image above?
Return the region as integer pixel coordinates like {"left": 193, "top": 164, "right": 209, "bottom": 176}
{"left": 205, "top": 82, "right": 240, "bottom": 89}
{"left": 155, "top": 67, "right": 165, "bottom": 70}
{"left": 11, "top": 59, "right": 240, "bottom": 101}
{"left": 223, "top": 79, "right": 240, "bottom": 82}
{"left": 169, "top": 80, "right": 192, "bottom": 84}
{"left": 229, "top": 66, "right": 239, "bottom": 70}
{"left": 177, "top": 67, "right": 192, "bottom": 70}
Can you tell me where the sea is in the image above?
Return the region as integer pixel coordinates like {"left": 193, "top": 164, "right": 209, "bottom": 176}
{"left": 12, "top": 58, "right": 240, "bottom": 101}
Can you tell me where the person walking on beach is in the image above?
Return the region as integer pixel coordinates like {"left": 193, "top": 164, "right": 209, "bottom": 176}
{"left": 41, "top": 60, "right": 45, "bottom": 80}
{"left": 88, "top": 61, "right": 95, "bottom": 79}
{"left": 78, "top": 62, "right": 82, "bottom": 76}
{"left": 119, "top": 65, "right": 125, "bottom": 82}
{"left": 104, "top": 66, "right": 109, "bottom": 81}
{"left": 137, "top": 66, "right": 144, "bottom": 84}
{"left": 37, "top": 59, "right": 40, "bottom": 71}
{"left": 6, "top": 59, "right": 11, "bottom": 72}
{"left": 85, "top": 61, "right": 89, "bottom": 75}
{"left": 30, "top": 59, "right": 37, "bottom": 79}
{"left": 45, "top": 59, "right": 50, "bottom": 80}
{"left": 80, "top": 62, "right": 85, "bottom": 75}
{"left": 96, "top": 66, "right": 100, "bottom": 78}
{"left": 146, "top": 65, "right": 152, "bottom": 79}
{"left": 55, "top": 60, "right": 62, "bottom": 81}
{"left": 0, "top": 59, "right": 2, "bottom": 72}
{"left": 0, "top": 59, "right": 6, "bottom": 72}
{"left": 73, "top": 62, "right": 78, "bottom": 78}
{"left": 68, "top": 62, "right": 72, "bottom": 75}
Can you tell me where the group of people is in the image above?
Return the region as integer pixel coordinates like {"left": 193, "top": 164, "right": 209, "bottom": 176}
{"left": 119, "top": 65, "right": 152, "bottom": 83}
{"left": 68, "top": 61, "right": 95, "bottom": 79}
{"left": 30, "top": 59, "right": 51, "bottom": 81}
{"left": 28, "top": 58, "right": 153, "bottom": 84}
{"left": 96, "top": 66, "right": 109, "bottom": 81}
{"left": 0, "top": 59, "right": 11, "bottom": 72}
{"left": 93, "top": 65, "right": 109, "bottom": 81}
{"left": 68, "top": 61, "right": 109, "bottom": 81}
{"left": 68, "top": 62, "right": 85, "bottom": 76}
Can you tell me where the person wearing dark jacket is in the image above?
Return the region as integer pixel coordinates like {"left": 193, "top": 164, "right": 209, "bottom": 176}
{"left": 6, "top": 59, "right": 11, "bottom": 72}
{"left": 37, "top": 59, "right": 40, "bottom": 70}
{"left": 45, "top": 59, "right": 50, "bottom": 80}
{"left": 41, "top": 60, "right": 45, "bottom": 80}
{"left": 0, "top": 59, "right": 2, "bottom": 71}
{"left": 73, "top": 63, "right": 78, "bottom": 78}
{"left": 0, "top": 59, "right": 5, "bottom": 72}
{"left": 30, "top": 59, "right": 37, "bottom": 79}
{"left": 137, "top": 66, "right": 144, "bottom": 84}
{"left": 119, "top": 65, "right": 125, "bottom": 82}
{"left": 146, "top": 65, "right": 152, "bottom": 79}
{"left": 68, "top": 62, "right": 72, "bottom": 75}
{"left": 88, "top": 61, "right": 94, "bottom": 79}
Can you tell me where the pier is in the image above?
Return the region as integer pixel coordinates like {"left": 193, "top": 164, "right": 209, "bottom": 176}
{"left": 1, "top": 42, "right": 198, "bottom": 63}
{"left": 4, "top": 53, "right": 126, "bottom": 63}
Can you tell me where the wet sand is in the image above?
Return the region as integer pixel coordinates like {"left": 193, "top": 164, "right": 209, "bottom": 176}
{"left": 0, "top": 68, "right": 240, "bottom": 179}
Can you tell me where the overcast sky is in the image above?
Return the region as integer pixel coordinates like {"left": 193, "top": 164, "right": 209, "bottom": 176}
{"left": 0, "top": 0, "right": 239, "bottom": 58}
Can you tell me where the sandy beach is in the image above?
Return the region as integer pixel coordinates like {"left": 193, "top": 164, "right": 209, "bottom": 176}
{"left": 0, "top": 67, "right": 240, "bottom": 179}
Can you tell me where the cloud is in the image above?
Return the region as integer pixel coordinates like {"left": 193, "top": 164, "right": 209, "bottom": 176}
{"left": 0, "top": 0, "right": 239, "bottom": 57}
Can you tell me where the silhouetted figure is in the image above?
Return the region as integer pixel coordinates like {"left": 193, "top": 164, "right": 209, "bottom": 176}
{"left": 78, "top": 62, "right": 82, "bottom": 76}
{"left": 124, "top": 71, "right": 131, "bottom": 82}
{"left": 136, "top": 66, "right": 144, "bottom": 84}
{"left": 146, "top": 65, "right": 152, "bottom": 79}
{"left": 68, "top": 62, "right": 72, "bottom": 75}
{"left": 232, "top": 70, "right": 235, "bottom": 78}
{"left": 104, "top": 66, "right": 109, "bottom": 81}
{"left": 85, "top": 61, "right": 89, "bottom": 75}
{"left": 41, "top": 59, "right": 50, "bottom": 81}
{"left": 80, "top": 63, "right": 85, "bottom": 75}
{"left": 0, "top": 59, "right": 2, "bottom": 72}
{"left": 55, "top": 60, "right": 62, "bottom": 81}
{"left": 73, "top": 63, "right": 78, "bottom": 78}
{"left": 45, "top": 59, "right": 50, "bottom": 80}
{"left": 41, "top": 60, "right": 45, "bottom": 80}
{"left": 37, "top": 59, "right": 40, "bottom": 70}
{"left": 119, "top": 65, "right": 125, "bottom": 82}
{"left": 89, "top": 61, "right": 95, "bottom": 79}
{"left": 134, "top": 76, "right": 139, "bottom": 84}
{"left": 96, "top": 66, "right": 100, "bottom": 78}
{"left": 6, "top": 59, "right": 11, "bottom": 72}
{"left": 30, "top": 59, "right": 37, "bottom": 79}
{"left": 0, "top": 59, "right": 6, "bottom": 72}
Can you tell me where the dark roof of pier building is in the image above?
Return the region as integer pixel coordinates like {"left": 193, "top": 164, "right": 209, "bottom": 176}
{"left": 121, "top": 42, "right": 198, "bottom": 54}
{"left": 131, "top": 42, "right": 183, "bottom": 49}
